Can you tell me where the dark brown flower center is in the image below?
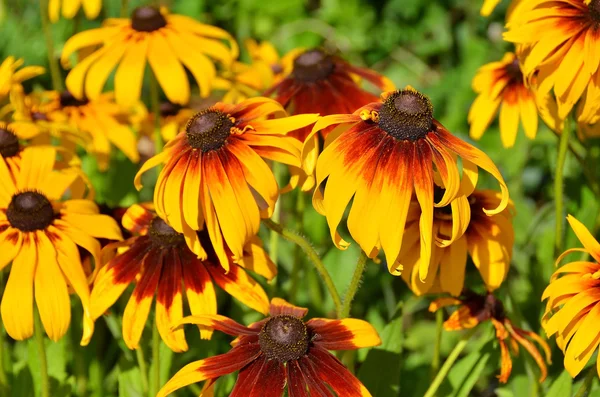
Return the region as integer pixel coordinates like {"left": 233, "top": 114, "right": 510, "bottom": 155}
{"left": 292, "top": 49, "right": 335, "bottom": 83}
{"left": 0, "top": 127, "right": 19, "bottom": 158}
{"left": 160, "top": 101, "right": 183, "bottom": 118}
{"left": 131, "top": 6, "right": 167, "bottom": 32}
{"left": 378, "top": 89, "right": 434, "bottom": 141}
{"left": 589, "top": 0, "right": 600, "bottom": 22}
{"left": 505, "top": 59, "right": 523, "bottom": 84}
{"left": 6, "top": 191, "right": 55, "bottom": 232}
{"left": 148, "top": 217, "right": 185, "bottom": 247}
{"left": 186, "top": 109, "right": 233, "bottom": 152}
{"left": 31, "top": 112, "right": 48, "bottom": 121}
{"left": 60, "top": 91, "right": 89, "bottom": 108}
{"left": 259, "top": 315, "right": 309, "bottom": 362}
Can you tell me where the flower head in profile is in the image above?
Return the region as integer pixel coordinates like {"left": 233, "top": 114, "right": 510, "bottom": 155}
{"left": 266, "top": 48, "right": 395, "bottom": 191}
{"left": 0, "top": 57, "right": 44, "bottom": 101}
{"left": 469, "top": 53, "right": 540, "bottom": 148}
{"left": 430, "top": 291, "right": 551, "bottom": 383}
{"left": 49, "top": 0, "right": 101, "bottom": 22}
{"left": 310, "top": 87, "right": 509, "bottom": 281}
{"left": 135, "top": 97, "right": 318, "bottom": 268}
{"left": 542, "top": 215, "right": 600, "bottom": 378}
{"left": 60, "top": 6, "right": 238, "bottom": 106}
{"left": 0, "top": 146, "right": 122, "bottom": 343}
{"left": 399, "top": 189, "right": 514, "bottom": 296}
{"left": 89, "top": 204, "right": 274, "bottom": 352}
{"left": 504, "top": 0, "right": 600, "bottom": 121}
{"left": 157, "top": 298, "right": 381, "bottom": 397}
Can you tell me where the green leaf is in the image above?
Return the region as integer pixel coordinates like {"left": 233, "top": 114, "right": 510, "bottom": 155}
{"left": 117, "top": 358, "right": 143, "bottom": 397}
{"left": 546, "top": 370, "right": 572, "bottom": 397}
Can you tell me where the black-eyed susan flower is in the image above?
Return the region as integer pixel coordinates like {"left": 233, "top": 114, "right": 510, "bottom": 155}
{"left": 267, "top": 48, "right": 395, "bottom": 191}
{"left": 310, "top": 87, "right": 509, "bottom": 281}
{"left": 89, "top": 204, "right": 274, "bottom": 352}
{"left": 399, "top": 189, "right": 514, "bottom": 296}
{"left": 542, "top": 215, "right": 600, "bottom": 378}
{"left": 0, "top": 57, "right": 44, "bottom": 101}
{"left": 430, "top": 291, "right": 551, "bottom": 383}
{"left": 60, "top": 6, "right": 238, "bottom": 106}
{"left": 504, "top": 0, "right": 600, "bottom": 120}
{"left": 49, "top": 0, "right": 101, "bottom": 22}
{"left": 214, "top": 61, "right": 274, "bottom": 104}
{"left": 134, "top": 97, "right": 318, "bottom": 267}
{"left": 469, "top": 53, "right": 541, "bottom": 148}
{"left": 44, "top": 90, "right": 141, "bottom": 171}
{"left": 0, "top": 146, "right": 122, "bottom": 343}
{"left": 157, "top": 298, "right": 380, "bottom": 397}
{"left": 141, "top": 101, "right": 196, "bottom": 143}
{"left": 245, "top": 39, "right": 284, "bottom": 80}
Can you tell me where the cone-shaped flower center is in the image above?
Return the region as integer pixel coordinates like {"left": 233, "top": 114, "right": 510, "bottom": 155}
{"left": 590, "top": 0, "right": 600, "bottom": 21}
{"left": 259, "top": 315, "right": 309, "bottom": 362}
{"left": 160, "top": 101, "right": 183, "bottom": 118}
{"left": 186, "top": 109, "right": 233, "bottom": 152}
{"left": 60, "top": 91, "right": 89, "bottom": 108}
{"left": 148, "top": 217, "right": 185, "bottom": 247}
{"left": 131, "top": 6, "right": 167, "bottom": 32}
{"left": 378, "top": 89, "right": 434, "bottom": 141}
{"left": 0, "top": 127, "right": 19, "bottom": 158}
{"left": 292, "top": 49, "right": 335, "bottom": 83}
{"left": 6, "top": 191, "right": 55, "bottom": 231}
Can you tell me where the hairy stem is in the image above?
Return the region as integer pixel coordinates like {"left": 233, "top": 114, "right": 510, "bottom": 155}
{"left": 574, "top": 367, "right": 596, "bottom": 397}
{"left": 341, "top": 251, "right": 368, "bottom": 318}
{"left": 150, "top": 324, "right": 160, "bottom": 397}
{"left": 34, "top": 312, "right": 50, "bottom": 397}
{"left": 554, "top": 118, "right": 571, "bottom": 254}
{"left": 135, "top": 347, "right": 149, "bottom": 395}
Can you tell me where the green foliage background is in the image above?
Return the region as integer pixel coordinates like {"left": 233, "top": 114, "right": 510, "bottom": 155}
{"left": 2, "top": 0, "right": 600, "bottom": 396}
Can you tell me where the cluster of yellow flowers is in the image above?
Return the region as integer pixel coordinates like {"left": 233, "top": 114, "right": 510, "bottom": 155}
{"left": 2, "top": 0, "right": 600, "bottom": 395}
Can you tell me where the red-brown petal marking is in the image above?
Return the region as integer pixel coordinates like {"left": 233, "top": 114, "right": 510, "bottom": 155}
{"left": 298, "top": 356, "right": 336, "bottom": 397}
{"left": 131, "top": 6, "right": 167, "bottom": 32}
{"left": 286, "top": 361, "right": 310, "bottom": 397}
{"left": 230, "top": 357, "right": 286, "bottom": 397}
{"left": 590, "top": 0, "right": 600, "bottom": 23}
{"left": 132, "top": 250, "right": 164, "bottom": 303}
{"left": 185, "top": 109, "right": 233, "bottom": 152}
{"left": 308, "top": 346, "right": 371, "bottom": 396}
{"left": 259, "top": 315, "right": 309, "bottom": 362}
{"left": 292, "top": 49, "right": 335, "bottom": 83}
{"left": 109, "top": 237, "right": 152, "bottom": 284}
{"left": 269, "top": 298, "right": 309, "bottom": 318}
{"left": 0, "top": 126, "right": 19, "bottom": 158}
{"left": 6, "top": 191, "right": 55, "bottom": 232}
{"left": 378, "top": 89, "right": 433, "bottom": 141}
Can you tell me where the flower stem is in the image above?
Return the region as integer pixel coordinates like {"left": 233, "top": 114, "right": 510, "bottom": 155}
{"left": 423, "top": 328, "right": 477, "bottom": 397}
{"left": 149, "top": 71, "right": 163, "bottom": 155}
{"left": 269, "top": 163, "right": 282, "bottom": 266}
{"left": 554, "top": 118, "right": 571, "bottom": 254}
{"left": 120, "top": 0, "right": 129, "bottom": 17}
{"left": 135, "top": 347, "right": 149, "bottom": 395}
{"left": 34, "top": 312, "right": 50, "bottom": 397}
{"left": 341, "top": 251, "right": 368, "bottom": 318}
{"left": 290, "top": 191, "right": 305, "bottom": 301}
{"left": 575, "top": 366, "right": 596, "bottom": 397}
{"left": 40, "top": 0, "right": 63, "bottom": 91}
{"left": 262, "top": 218, "right": 342, "bottom": 317}
{"left": 150, "top": 323, "right": 160, "bottom": 397}
{"left": 431, "top": 309, "right": 444, "bottom": 377}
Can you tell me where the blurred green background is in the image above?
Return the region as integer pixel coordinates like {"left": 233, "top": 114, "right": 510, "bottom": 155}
{"left": 2, "top": 0, "right": 600, "bottom": 396}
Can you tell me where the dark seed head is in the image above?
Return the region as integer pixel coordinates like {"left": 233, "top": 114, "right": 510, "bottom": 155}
{"left": 148, "top": 217, "right": 185, "bottom": 247}
{"left": 0, "top": 127, "right": 19, "bottom": 158}
{"left": 590, "top": 0, "right": 600, "bottom": 22}
{"left": 185, "top": 109, "right": 233, "bottom": 152}
{"left": 160, "top": 101, "right": 183, "bottom": 118}
{"left": 60, "top": 91, "right": 88, "bottom": 108}
{"left": 505, "top": 59, "right": 523, "bottom": 83}
{"left": 31, "top": 112, "right": 48, "bottom": 121}
{"left": 259, "top": 315, "right": 309, "bottom": 362}
{"left": 292, "top": 49, "right": 335, "bottom": 83}
{"left": 378, "top": 89, "right": 434, "bottom": 141}
{"left": 6, "top": 191, "right": 55, "bottom": 232}
{"left": 131, "top": 6, "right": 167, "bottom": 32}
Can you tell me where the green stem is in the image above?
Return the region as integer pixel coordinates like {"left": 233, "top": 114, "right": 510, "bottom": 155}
{"left": 289, "top": 191, "right": 305, "bottom": 301}
{"left": 40, "top": 0, "right": 63, "bottom": 91}
{"left": 135, "top": 348, "right": 149, "bottom": 395}
{"left": 120, "top": 0, "right": 129, "bottom": 17}
{"left": 575, "top": 367, "right": 596, "bottom": 397}
{"left": 341, "top": 251, "right": 368, "bottom": 319}
{"left": 150, "top": 324, "right": 160, "bottom": 397}
{"left": 554, "top": 118, "right": 571, "bottom": 254}
{"left": 431, "top": 310, "right": 443, "bottom": 377}
{"left": 0, "top": 273, "right": 7, "bottom": 391}
{"left": 423, "top": 328, "right": 477, "bottom": 397}
{"left": 262, "top": 218, "right": 342, "bottom": 317}
{"left": 149, "top": 71, "right": 163, "bottom": 155}
{"left": 34, "top": 312, "right": 50, "bottom": 397}
{"left": 269, "top": 163, "right": 282, "bottom": 266}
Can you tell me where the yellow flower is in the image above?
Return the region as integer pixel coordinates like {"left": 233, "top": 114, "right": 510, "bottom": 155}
{"left": 49, "top": 0, "right": 102, "bottom": 22}
{"left": 0, "top": 146, "right": 122, "bottom": 343}
{"left": 542, "top": 215, "right": 600, "bottom": 378}
{"left": 0, "top": 57, "right": 44, "bottom": 101}
{"left": 399, "top": 189, "right": 514, "bottom": 296}
{"left": 245, "top": 39, "right": 285, "bottom": 80}
{"left": 142, "top": 101, "right": 196, "bottom": 143}
{"left": 213, "top": 60, "right": 274, "bottom": 104}
{"left": 480, "top": 0, "right": 501, "bottom": 16}
{"left": 61, "top": 6, "right": 238, "bottom": 106}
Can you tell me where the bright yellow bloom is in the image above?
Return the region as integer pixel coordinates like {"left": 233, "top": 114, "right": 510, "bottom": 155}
{"left": 0, "top": 146, "right": 122, "bottom": 343}
{"left": 245, "top": 39, "right": 284, "bottom": 80}
{"left": 0, "top": 57, "right": 44, "bottom": 101}
{"left": 480, "top": 0, "right": 501, "bottom": 16}
{"left": 213, "top": 61, "right": 274, "bottom": 104}
{"left": 542, "top": 215, "right": 600, "bottom": 378}
{"left": 61, "top": 6, "right": 238, "bottom": 106}
{"left": 49, "top": 0, "right": 102, "bottom": 22}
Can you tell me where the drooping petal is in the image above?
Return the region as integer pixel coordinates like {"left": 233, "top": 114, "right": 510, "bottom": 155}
{"left": 566, "top": 215, "right": 600, "bottom": 263}
{"left": 181, "top": 252, "right": 217, "bottom": 340}
{"left": 208, "top": 263, "right": 270, "bottom": 315}
{"left": 156, "top": 249, "right": 187, "bottom": 352}
{"left": 307, "top": 346, "right": 372, "bottom": 396}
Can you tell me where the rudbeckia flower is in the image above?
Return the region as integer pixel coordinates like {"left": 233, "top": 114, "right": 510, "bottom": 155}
{"left": 266, "top": 48, "right": 395, "bottom": 191}
{"left": 469, "top": 53, "right": 541, "bottom": 148}
{"left": 245, "top": 39, "right": 284, "bottom": 79}
{"left": 142, "top": 101, "right": 196, "bottom": 143}
{"left": 44, "top": 90, "right": 141, "bottom": 171}
{"left": 214, "top": 61, "right": 274, "bottom": 104}
{"left": 542, "top": 215, "right": 600, "bottom": 378}
{"left": 0, "top": 57, "right": 45, "bottom": 101}
{"left": 60, "top": 6, "right": 238, "bottom": 106}
{"left": 430, "top": 291, "right": 551, "bottom": 383}
{"left": 0, "top": 146, "right": 122, "bottom": 343}
{"left": 0, "top": 121, "right": 51, "bottom": 180}
{"left": 49, "top": 0, "right": 101, "bottom": 22}
{"left": 89, "top": 204, "right": 274, "bottom": 352}
{"left": 134, "top": 97, "right": 318, "bottom": 267}
{"left": 399, "top": 189, "right": 514, "bottom": 296}
{"left": 504, "top": 0, "right": 600, "bottom": 120}
{"left": 310, "top": 87, "right": 509, "bottom": 280}
{"left": 157, "top": 298, "right": 381, "bottom": 397}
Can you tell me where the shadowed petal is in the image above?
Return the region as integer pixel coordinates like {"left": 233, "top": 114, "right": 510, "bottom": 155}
{"left": 308, "top": 346, "right": 372, "bottom": 396}
{"left": 269, "top": 298, "right": 308, "bottom": 318}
